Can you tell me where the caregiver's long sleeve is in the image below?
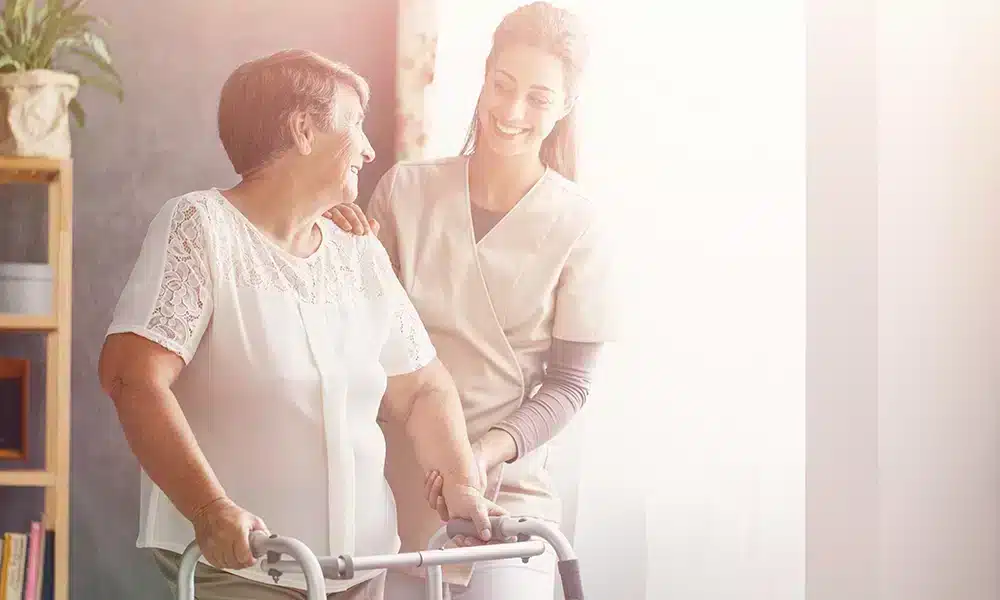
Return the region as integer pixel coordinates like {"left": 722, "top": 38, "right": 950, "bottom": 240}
{"left": 494, "top": 339, "right": 602, "bottom": 460}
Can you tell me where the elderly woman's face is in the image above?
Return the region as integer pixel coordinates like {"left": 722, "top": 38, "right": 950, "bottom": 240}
{"left": 306, "top": 86, "right": 374, "bottom": 203}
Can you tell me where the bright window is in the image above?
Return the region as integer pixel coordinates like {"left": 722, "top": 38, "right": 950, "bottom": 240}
{"left": 425, "top": 2, "right": 807, "bottom": 597}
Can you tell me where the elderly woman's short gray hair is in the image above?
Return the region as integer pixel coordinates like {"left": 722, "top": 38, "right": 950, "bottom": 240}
{"left": 217, "top": 49, "right": 370, "bottom": 176}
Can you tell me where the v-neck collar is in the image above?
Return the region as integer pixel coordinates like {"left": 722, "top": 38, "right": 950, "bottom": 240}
{"left": 461, "top": 155, "right": 551, "bottom": 249}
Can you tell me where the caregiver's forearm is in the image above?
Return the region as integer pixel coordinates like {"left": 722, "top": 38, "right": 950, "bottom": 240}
{"left": 404, "top": 379, "right": 480, "bottom": 488}
{"left": 493, "top": 339, "right": 603, "bottom": 462}
{"left": 102, "top": 358, "right": 227, "bottom": 521}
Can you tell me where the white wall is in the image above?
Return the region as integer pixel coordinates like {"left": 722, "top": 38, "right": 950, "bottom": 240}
{"left": 808, "top": 2, "right": 1000, "bottom": 600}
{"left": 876, "top": 2, "right": 1000, "bottom": 599}
{"left": 806, "top": 0, "right": 880, "bottom": 598}
{"left": 618, "top": 3, "right": 807, "bottom": 598}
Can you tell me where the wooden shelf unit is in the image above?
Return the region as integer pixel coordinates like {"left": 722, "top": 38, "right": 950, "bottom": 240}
{"left": 0, "top": 156, "right": 72, "bottom": 600}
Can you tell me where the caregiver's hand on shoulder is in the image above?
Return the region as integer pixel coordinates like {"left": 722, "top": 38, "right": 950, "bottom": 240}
{"left": 323, "top": 203, "right": 379, "bottom": 236}
{"left": 191, "top": 497, "right": 269, "bottom": 570}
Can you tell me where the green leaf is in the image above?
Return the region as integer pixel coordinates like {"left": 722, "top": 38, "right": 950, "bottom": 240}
{"left": 67, "top": 47, "right": 119, "bottom": 84}
{"left": 0, "top": 55, "right": 22, "bottom": 72}
{"left": 71, "top": 71, "right": 123, "bottom": 102}
{"left": 69, "top": 47, "right": 119, "bottom": 80}
{"left": 4, "top": 0, "right": 26, "bottom": 26}
{"left": 0, "top": 0, "right": 122, "bottom": 93}
{"left": 10, "top": 0, "right": 32, "bottom": 45}
{"left": 80, "top": 30, "right": 109, "bottom": 63}
{"left": 25, "top": 0, "right": 35, "bottom": 32}
{"left": 6, "top": 43, "right": 30, "bottom": 66}
{"left": 68, "top": 96, "right": 84, "bottom": 127}
{"left": 0, "top": 23, "right": 12, "bottom": 49}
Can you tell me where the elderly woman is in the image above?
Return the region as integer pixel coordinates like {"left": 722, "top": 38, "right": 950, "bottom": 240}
{"left": 98, "top": 49, "right": 500, "bottom": 600}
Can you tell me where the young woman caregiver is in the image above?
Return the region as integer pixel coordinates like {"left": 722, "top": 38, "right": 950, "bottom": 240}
{"left": 328, "top": 2, "right": 617, "bottom": 598}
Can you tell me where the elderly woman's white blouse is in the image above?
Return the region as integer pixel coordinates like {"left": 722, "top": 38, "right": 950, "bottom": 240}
{"left": 105, "top": 189, "right": 436, "bottom": 592}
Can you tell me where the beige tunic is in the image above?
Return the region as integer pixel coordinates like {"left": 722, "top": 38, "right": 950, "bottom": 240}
{"left": 368, "top": 155, "right": 619, "bottom": 561}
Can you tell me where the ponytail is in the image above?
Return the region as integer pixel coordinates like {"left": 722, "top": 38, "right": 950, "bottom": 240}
{"left": 539, "top": 106, "right": 578, "bottom": 182}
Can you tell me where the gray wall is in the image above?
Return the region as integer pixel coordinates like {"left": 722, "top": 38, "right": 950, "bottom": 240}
{"left": 0, "top": 2, "right": 397, "bottom": 598}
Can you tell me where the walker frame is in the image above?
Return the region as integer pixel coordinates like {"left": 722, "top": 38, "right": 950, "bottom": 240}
{"left": 175, "top": 516, "right": 584, "bottom": 600}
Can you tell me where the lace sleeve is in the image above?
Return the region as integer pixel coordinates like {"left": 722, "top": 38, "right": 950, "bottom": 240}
{"left": 106, "top": 196, "right": 214, "bottom": 364}
{"left": 369, "top": 237, "right": 436, "bottom": 376}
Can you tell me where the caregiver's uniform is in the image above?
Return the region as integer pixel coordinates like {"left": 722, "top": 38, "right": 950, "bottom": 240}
{"left": 368, "top": 155, "right": 619, "bottom": 596}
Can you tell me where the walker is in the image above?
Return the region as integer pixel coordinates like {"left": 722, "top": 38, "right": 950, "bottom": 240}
{"left": 176, "top": 516, "right": 585, "bottom": 600}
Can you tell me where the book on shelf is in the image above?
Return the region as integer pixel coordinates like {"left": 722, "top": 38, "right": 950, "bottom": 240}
{"left": 0, "top": 517, "right": 53, "bottom": 600}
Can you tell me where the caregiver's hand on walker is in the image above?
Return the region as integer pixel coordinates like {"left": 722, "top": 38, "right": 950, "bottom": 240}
{"left": 426, "top": 471, "right": 514, "bottom": 547}
{"left": 435, "top": 474, "right": 509, "bottom": 540}
{"left": 425, "top": 433, "right": 515, "bottom": 547}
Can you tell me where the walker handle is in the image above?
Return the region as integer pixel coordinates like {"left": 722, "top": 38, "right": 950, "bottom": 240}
{"left": 444, "top": 517, "right": 585, "bottom": 600}
{"left": 176, "top": 532, "right": 326, "bottom": 600}
{"left": 445, "top": 516, "right": 506, "bottom": 540}
{"left": 248, "top": 530, "right": 270, "bottom": 555}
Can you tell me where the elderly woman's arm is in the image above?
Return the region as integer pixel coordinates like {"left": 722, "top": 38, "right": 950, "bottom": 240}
{"left": 99, "top": 333, "right": 267, "bottom": 569}
{"left": 98, "top": 195, "right": 267, "bottom": 571}
{"left": 99, "top": 334, "right": 222, "bottom": 521}
{"left": 382, "top": 358, "right": 504, "bottom": 541}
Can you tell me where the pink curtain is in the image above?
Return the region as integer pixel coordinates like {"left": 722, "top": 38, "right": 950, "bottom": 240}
{"left": 395, "top": 0, "right": 439, "bottom": 161}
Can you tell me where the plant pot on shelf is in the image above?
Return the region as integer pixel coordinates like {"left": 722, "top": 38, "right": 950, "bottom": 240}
{"left": 0, "top": 69, "right": 79, "bottom": 159}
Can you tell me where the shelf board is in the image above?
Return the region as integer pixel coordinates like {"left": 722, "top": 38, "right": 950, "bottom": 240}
{"left": 0, "top": 313, "right": 58, "bottom": 331}
{"left": 0, "top": 156, "right": 65, "bottom": 183}
{"left": 0, "top": 469, "right": 56, "bottom": 487}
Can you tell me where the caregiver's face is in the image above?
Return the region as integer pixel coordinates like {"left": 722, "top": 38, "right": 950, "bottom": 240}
{"left": 476, "top": 43, "right": 571, "bottom": 158}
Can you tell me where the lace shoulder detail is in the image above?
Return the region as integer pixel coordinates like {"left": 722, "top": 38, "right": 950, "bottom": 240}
{"left": 364, "top": 232, "right": 437, "bottom": 376}
{"left": 144, "top": 195, "right": 213, "bottom": 356}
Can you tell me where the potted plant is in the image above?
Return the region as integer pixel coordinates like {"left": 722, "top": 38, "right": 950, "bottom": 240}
{"left": 0, "top": 0, "right": 123, "bottom": 158}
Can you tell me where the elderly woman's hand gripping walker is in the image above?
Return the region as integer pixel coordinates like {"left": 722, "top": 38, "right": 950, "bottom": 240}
{"left": 175, "top": 515, "right": 586, "bottom": 600}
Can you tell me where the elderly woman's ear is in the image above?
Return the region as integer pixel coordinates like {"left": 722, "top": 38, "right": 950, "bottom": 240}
{"left": 289, "top": 111, "right": 315, "bottom": 156}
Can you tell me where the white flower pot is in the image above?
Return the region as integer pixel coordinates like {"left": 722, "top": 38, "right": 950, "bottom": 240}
{"left": 0, "top": 69, "right": 79, "bottom": 159}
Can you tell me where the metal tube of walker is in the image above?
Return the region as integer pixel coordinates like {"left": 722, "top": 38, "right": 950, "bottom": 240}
{"left": 263, "top": 540, "right": 546, "bottom": 578}
{"left": 176, "top": 531, "right": 326, "bottom": 600}
{"left": 444, "top": 516, "right": 586, "bottom": 600}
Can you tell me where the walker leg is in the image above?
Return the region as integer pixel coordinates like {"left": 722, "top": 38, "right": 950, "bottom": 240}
{"left": 425, "top": 527, "right": 454, "bottom": 600}
{"left": 426, "top": 565, "right": 444, "bottom": 600}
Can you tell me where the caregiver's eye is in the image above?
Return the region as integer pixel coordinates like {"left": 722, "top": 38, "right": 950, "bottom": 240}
{"left": 528, "top": 93, "right": 552, "bottom": 109}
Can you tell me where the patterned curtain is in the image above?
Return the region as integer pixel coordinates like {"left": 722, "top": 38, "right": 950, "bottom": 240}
{"left": 395, "top": 0, "right": 439, "bottom": 161}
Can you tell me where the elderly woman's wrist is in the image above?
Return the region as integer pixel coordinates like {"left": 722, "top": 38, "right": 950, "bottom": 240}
{"left": 440, "top": 462, "right": 481, "bottom": 489}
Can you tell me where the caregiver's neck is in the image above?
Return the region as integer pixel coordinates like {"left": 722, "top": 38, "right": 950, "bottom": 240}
{"left": 224, "top": 162, "right": 343, "bottom": 258}
{"left": 469, "top": 147, "right": 546, "bottom": 213}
